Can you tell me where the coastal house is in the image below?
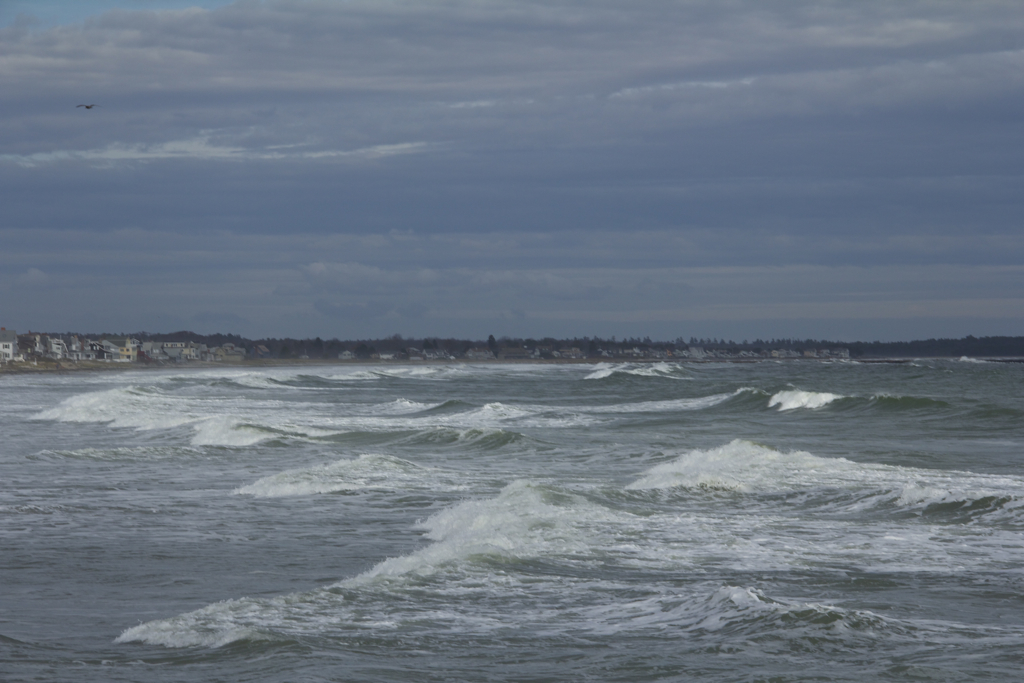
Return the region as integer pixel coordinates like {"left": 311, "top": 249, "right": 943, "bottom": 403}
{"left": 212, "top": 343, "right": 246, "bottom": 362}
{"left": 498, "top": 347, "right": 532, "bottom": 360}
{"left": 0, "top": 328, "right": 20, "bottom": 362}
{"left": 140, "top": 341, "right": 167, "bottom": 361}
{"left": 464, "top": 348, "right": 494, "bottom": 360}
{"left": 47, "top": 337, "right": 70, "bottom": 360}
{"left": 67, "top": 336, "right": 96, "bottom": 361}
{"left": 102, "top": 338, "right": 139, "bottom": 362}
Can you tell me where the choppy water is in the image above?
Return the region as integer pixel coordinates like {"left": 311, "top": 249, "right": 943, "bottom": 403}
{"left": 2, "top": 359, "right": 1023, "bottom": 681}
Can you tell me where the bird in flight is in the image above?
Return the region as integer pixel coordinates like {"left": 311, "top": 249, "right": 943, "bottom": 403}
{"left": 76, "top": 104, "right": 98, "bottom": 109}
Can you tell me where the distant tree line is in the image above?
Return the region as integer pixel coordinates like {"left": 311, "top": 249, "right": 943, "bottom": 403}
{"left": 29, "top": 331, "right": 1024, "bottom": 359}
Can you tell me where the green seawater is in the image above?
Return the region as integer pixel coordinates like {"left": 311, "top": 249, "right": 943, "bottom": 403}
{"left": 2, "top": 360, "right": 1023, "bottom": 681}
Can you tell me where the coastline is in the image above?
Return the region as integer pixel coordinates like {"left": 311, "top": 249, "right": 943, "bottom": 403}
{"left": 3, "top": 356, "right": 1023, "bottom": 376}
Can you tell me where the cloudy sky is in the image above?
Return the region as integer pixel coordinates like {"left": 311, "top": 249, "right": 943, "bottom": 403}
{"left": 2, "top": 0, "right": 1023, "bottom": 341}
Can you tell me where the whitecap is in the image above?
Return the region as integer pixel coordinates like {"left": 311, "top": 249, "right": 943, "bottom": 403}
{"left": 768, "top": 389, "right": 842, "bottom": 411}
{"left": 34, "top": 386, "right": 201, "bottom": 430}
{"left": 233, "top": 453, "right": 463, "bottom": 497}
{"left": 580, "top": 390, "right": 743, "bottom": 414}
{"left": 190, "top": 418, "right": 278, "bottom": 447}
{"left": 583, "top": 362, "right": 689, "bottom": 381}
{"left": 626, "top": 440, "right": 834, "bottom": 492}
{"left": 625, "top": 440, "right": 1024, "bottom": 526}
{"left": 343, "top": 480, "right": 597, "bottom": 584}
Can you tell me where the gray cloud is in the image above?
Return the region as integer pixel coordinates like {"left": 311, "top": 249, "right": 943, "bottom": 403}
{"left": 1, "top": 1, "right": 1023, "bottom": 339}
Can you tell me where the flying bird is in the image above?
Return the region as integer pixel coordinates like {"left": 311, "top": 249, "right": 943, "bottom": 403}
{"left": 76, "top": 104, "right": 98, "bottom": 109}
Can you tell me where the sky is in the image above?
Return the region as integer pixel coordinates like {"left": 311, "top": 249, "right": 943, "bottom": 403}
{"left": 2, "top": 0, "right": 1023, "bottom": 341}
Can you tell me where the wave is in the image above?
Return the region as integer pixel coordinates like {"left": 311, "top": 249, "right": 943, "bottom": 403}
{"left": 190, "top": 418, "right": 312, "bottom": 447}
{"left": 584, "top": 362, "right": 690, "bottom": 381}
{"left": 32, "top": 445, "right": 202, "bottom": 461}
{"left": 428, "top": 402, "right": 592, "bottom": 429}
{"left": 32, "top": 386, "right": 339, "bottom": 448}
{"left": 765, "top": 391, "right": 951, "bottom": 415}
{"left": 108, "top": 576, "right": 943, "bottom": 651}
{"left": 342, "top": 480, "right": 594, "bottom": 584}
{"left": 396, "top": 427, "right": 529, "bottom": 449}
{"left": 34, "top": 386, "right": 591, "bottom": 446}
{"left": 234, "top": 453, "right": 465, "bottom": 497}
{"left": 627, "top": 440, "right": 833, "bottom": 492}
{"left": 625, "top": 440, "right": 1024, "bottom": 524}
{"left": 34, "top": 386, "right": 199, "bottom": 430}
{"left": 116, "top": 480, "right": 601, "bottom": 647}
{"left": 578, "top": 389, "right": 755, "bottom": 414}
{"left": 115, "top": 470, "right": 1024, "bottom": 650}
{"left": 767, "top": 389, "right": 842, "bottom": 411}
{"left": 866, "top": 394, "right": 952, "bottom": 411}
{"left": 578, "top": 585, "right": 899, "bottom": 640}
{"left": 322, "top": 365, "right": 468, "bottom": 382}
{"left": 364, "top": 398, "right": 443, "bottom": 415}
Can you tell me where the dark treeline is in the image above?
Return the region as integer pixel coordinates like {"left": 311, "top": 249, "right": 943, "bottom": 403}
{"left": 34, "top": 331, "right": 1024, "bottom": 359}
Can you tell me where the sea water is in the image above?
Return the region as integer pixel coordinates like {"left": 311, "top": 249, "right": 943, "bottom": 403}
{"left": 2, "top": 360, "right": 1023, "bottom": 681}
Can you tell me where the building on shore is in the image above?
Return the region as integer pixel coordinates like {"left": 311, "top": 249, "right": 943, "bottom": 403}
{"left": 498, "top": 346, "right": 532, "bottom": 360}
{"left": 0, "top": 328, "right": 21, "bottom": 362}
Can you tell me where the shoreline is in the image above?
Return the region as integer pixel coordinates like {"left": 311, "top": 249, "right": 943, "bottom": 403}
{"left": 3, "top": 356, "right": 1024, "bottom": 375}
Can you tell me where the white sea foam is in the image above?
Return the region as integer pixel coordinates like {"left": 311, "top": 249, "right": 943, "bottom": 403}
{"left": 115, "top": 597, "right": 283, "bottom": 648}
{"left": 114, "top": 468, "right": 1024, "bottom": 650}
{"left": 768, "top": 389, "right": 842, "bottom": 411}
{"left": 234, "top": 453, "right": 464, "bottom": 497}
{"left": 343, "top": 480, "right": 597, "bottom": 584}
{"left": 116, "top": 481, "right": 605, "bottom": 647}
{"left": 957, "top": 356, "right": 990, "bottom": 364}
{"left": 34, "top": 445, "right": 202, "bottom": 461}
{"left": 577, "top": 585, "right": 894, "bottom": 637}
{"left": 190, "top": 418, "right": 277, "bottom": 447}
{"left": 580, "top": 391, "right": 741, "bottom": 414}
{"left": 33, "top": 386, "right": 338, "bottom": 448}
{"left": 584, "top": 362, "right": 689, "bottom": 381}
{"left": 324, "top": 365, "right": 466, "bottom": 382}
{"left": 626, "top": 440, "right": 1024, "bottom": 524}
{"left": 427, "top": 402, "right": 591, "bottom": 429}
{"left": 376, "top": 398, "right": 439, "bottom": 414}
{"left": 626, "top": 440, "right": 836, "bottom": 492}
{"left": 34, "top": 386, "right": 199, "bottom": 430}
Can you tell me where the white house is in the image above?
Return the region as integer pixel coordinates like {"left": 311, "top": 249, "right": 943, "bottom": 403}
{"left": 0, "top": 328, "right": 19, "bottom": 362}
{"left": 47, "top": 337, "right": 69, "bottom": 359}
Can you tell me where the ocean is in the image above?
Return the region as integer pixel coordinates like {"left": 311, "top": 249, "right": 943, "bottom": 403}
{"left": 2, "top": 359, "right": 1023, "bottom": 681}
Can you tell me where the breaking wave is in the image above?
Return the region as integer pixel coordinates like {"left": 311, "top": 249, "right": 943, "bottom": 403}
{"left": 584, "top": 362, "right": 691, "bottom": 381}
{"left": 625, "top": 440, "right": 1024, "bottom": 524}
{"left": 395, "top": 427, "right": 529, "bottom": 449}
{"left": 32, "top": 386, "right": 336, "bottom": 448}
{"left": 116, "top": 480, "right": 601, "bottom": 647}
{"left": 234, "top": 453, "right": 466, "bottom": 497}
{"left": 579, "top": 389, "right": 754, "bottom": 414}
{"left": 767, "top": 389, "right": 842, "bottom": 411}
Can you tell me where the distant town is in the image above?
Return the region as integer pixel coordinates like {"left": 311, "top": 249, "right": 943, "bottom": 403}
{"left": 3, "top": 327, "right": 1024, "bottom": 369}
